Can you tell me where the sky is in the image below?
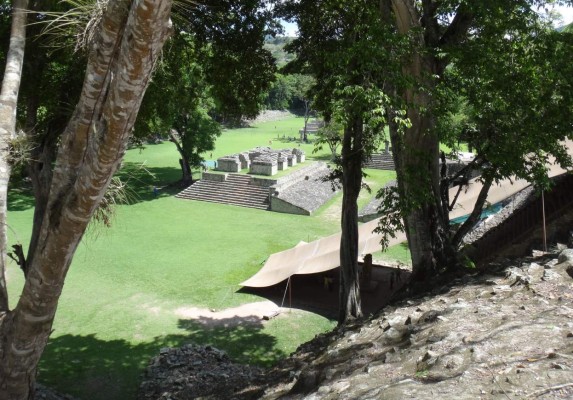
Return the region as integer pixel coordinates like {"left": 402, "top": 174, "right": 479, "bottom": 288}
{"left": 552, "top": 4, "right": 573, "bottom": 26}
{"left": 280, "top": 5, "right": 573, "bottom": 37}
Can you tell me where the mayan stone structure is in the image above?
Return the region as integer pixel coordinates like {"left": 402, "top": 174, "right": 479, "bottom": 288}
{"left": 216, "top": 147, "right": 305, "bottom": 176}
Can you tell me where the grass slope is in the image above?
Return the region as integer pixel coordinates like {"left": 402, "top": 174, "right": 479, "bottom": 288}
{"left": 6, "top": 115, "right": 402, "bottom": 399}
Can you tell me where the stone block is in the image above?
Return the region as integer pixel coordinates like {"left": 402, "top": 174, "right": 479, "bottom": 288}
{"left": 239, "top": 153, "right": 250, "bottom": 170}
{"left": 250, "top": 162, "right": 277, "bottom": 176}
{"left": 202, "top": 172, "right": 227, "bottom": 182}
{"left": 288, "top": 155, "right": 297, "bottom": 167}
{"left": 217, "top": 155, "right": 241, "bottom": 173}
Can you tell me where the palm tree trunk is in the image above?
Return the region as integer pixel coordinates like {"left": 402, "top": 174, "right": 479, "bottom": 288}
{"left": 0, "top": 1, "right": 173, "bottom": 398}
{"left": 0, "top": 0, "right": 29, "bottom": 314}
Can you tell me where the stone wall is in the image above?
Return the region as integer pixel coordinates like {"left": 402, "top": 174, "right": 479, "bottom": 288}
{"left": 251, "top": 177, "right": 277, "bottom": 188}
{"left": 250, "top": 162, "right": 277, "bottom": 176}
{"left": 216, "top": 147, "right": 306, "bottom": 177}
{"left": 202, "top": 172, "right": 227, "bottom": 182}
{"left": 270, "top": 197, "right": 311, "bottom": 216}
{"left": 217, "top": 156, "right": 241, "bottom": 173}
{"left": 239, "top": 153, "right": 250, "bottom": 170}
{"left": 273, "top": 162, "right": 327, "bottom": 194}
{"left": 270, "top": 163, "right": 338, "bottom": 215}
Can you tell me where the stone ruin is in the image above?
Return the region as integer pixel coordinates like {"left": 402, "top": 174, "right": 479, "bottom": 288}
{"left": 298, "top": 119, "right": 325, "bottom": 137}
{"left": 216, "top": 147, "right": 306, "bottom": 176}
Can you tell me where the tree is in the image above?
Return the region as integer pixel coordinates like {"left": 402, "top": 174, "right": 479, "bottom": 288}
{"left": 0, "top": 1, "right": 173, "bottom": 397}
{"left": 378, "top": 1, "right": 573, "bottom": 281}
{"left": 280, "top": 0, "right": 395, "bottom": 323}
{"left": 265, "top": 73, "right": 294, "bottom": 110}
{"left": 290, "top": 73, "right": 315, "bottom": 141}
{"left": 185, "top": 0, "right": 278, "bottom": 125}
{"left": 135, "top": 30, "right": 219, "bottom": 186}
{"left": 0, "top": 0, "right": 28, "bottom": 316}
{"left": 314, "top": 121, "right": 344, "bottom": 161}
{"left": 169, "top": 108, "right": 221, "bottom": 186}
{"left": 136, "top": 0, "right": 278, "bottom": 183}
{"left": 281, "top": 0, "right": 573, "bottom": 290}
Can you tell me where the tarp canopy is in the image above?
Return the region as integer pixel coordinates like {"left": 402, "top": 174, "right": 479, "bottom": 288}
{"left": 241, "top": 218, "right": 407, "bottom": 287}
{"left": 242, "top": 142, "right": 572, "bottom": 288}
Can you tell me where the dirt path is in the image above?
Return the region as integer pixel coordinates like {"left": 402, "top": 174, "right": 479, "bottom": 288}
{"left": 174, "top": 301, "right": 282, "bottom": 328}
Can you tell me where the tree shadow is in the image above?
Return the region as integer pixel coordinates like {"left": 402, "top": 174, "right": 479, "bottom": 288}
{"left": 38, "top": 314, "right": 285, "bottom": 400}
{"left": 177, "top": 315, "right": 285, "bottom": 366}
{"left": 312, "top": 153, "right": 334, "bottom": 162}
{"left": 6, "top": 161, "right": 185, "bottom": 212}
{"left": 111, "top": 161, "right": 185, "bottom": 204}
{"left": 7, "top": 184, "right": 35, "bottom": 211}
{"left": 39, "top": 333, "right": 162, "bottom": 400}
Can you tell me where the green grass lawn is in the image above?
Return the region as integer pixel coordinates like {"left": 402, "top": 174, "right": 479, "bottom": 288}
{"left": 6, "top": 115, "right": 403, "bottom": 400}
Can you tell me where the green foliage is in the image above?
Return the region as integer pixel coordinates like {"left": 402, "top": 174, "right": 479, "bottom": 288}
{"left": 313, "top": 120, "right": 344, "bottom": 161}
{"left": 264, "top": 36, "right": 296, "bottom": 67}
{"left": 185, "top": 0, "right": 279, "bottom": 124}
{"left": 447, "top": 13, "right": 573, "bottom": 187}
{"left": 264, "top": 73, "right": 315, "bottom": 111}
{"left": 173, "top": 107, "right": 221, "bottom": 169}
{"left": 265, "top": 73, "right": 294, "bottom": 110}
{"left": 279, "top": 0, "right": 406, "bottom": 163}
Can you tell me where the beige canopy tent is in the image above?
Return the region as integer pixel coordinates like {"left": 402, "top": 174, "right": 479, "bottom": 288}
{"left": 241, "top": 141, "right": 572, "bottom": 288}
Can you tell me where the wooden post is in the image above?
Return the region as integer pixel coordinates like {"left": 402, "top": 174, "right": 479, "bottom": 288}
{"left": 288, "top": 276, "right": 292, "bottom": 312}
{"left": 542, "top": 190, "right": 547, "bottom": 252}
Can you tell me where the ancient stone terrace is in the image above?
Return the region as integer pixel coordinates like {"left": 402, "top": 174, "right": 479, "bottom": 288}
{"left": 216, "top": 147, "right": 305, "bottom": 176}
{"left": 270, "top": 162, "right": 339, "bottom": 216}
{"left": 176, "top": 162, "right": 338, "bottom": 214}
{"left": 175, "top": 173, "right": 270, "bottom": 210}
{"left": 298, "top": 119, "right": 325, "bottom": 137}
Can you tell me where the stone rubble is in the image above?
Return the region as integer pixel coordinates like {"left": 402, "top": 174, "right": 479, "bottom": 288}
{"left": 137, "top": 344, "right": 266, "bottom": 400}
{"left": 136, "top": 243, "right": 573, "bottom": 400}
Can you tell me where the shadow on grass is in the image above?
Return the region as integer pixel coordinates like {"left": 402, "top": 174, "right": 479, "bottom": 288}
{"left": 177, "top": 316, "right": 285, "bottom": 366}
{"left": 311, "top": 153, "right": 334, "bottom": 162}
{"left": 39, "top": 315, "right": 285, "bottom": 400}
{"left": 115, "top": 161, "right": 183, "bottom": 203}
{"left": 7, "top": 185, "right": 35, "bottom": 211}
{"left": 6, "top": 162, "right": 184, "bottom": 212}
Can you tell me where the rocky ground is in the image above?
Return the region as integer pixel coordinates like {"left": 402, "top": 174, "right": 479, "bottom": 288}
{"left": 136, "top": 245, "right": 573, "bottom": 399}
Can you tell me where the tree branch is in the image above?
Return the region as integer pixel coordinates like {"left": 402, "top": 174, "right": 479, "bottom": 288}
{"left": 439, "top": 6, "right": 474, "bottom": 47}
{"left": 451, "top": 174, "right": 494, "bottom": 248}
{"left": 0, "top": 0, "right": 29, "bottom": 313}
{"left": 421, "top": 0, "right": 441, "bottom": 47}
{"left": 7, "top": 245, "right": 27, "bottom": 277}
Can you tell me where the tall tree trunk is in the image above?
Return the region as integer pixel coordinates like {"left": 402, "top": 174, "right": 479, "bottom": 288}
{"left": 303, "top": 99, "right": 310, "bottom": 142}
{"left": 390, "top": 0, "right": 454, "bottom": 281}
{"left": 169, "top": 129, "right": 193, "bottom": 186}
{"left": 338, "top": 116, "right": 363, "bottom": 324}
{"left": 0, "top": 0, "right": 29, "bottom": 314}
{"left": 0, "top": 1, "right": 172, "bottom": 398}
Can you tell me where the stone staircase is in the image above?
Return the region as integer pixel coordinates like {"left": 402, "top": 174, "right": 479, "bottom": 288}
{"left": 176, "top": 174, "right": 270, "bottom": 210}
{"left": 365, "top": 153, "right": 395, "bottom": 170}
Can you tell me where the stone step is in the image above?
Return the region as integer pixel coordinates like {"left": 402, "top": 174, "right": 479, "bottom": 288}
{"left": 185, "top": 180, "right": 264, "bottom": 192}
{"left": 177, "top": 195, "right": 269, "bottom": 210}
{"left": 176, "top": 175, "right": 269, "bottom": 210}
{"left": 178, "top": 187, "right": 268, "bottom": 200}
{"left": 365, "top": 153, "right": 395, "bottom": 170}
{"left": 178, "top": 192, "right": 269, "bottom": 204}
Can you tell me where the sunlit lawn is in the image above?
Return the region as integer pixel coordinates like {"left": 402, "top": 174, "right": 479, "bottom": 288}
{"left": 6, "top": 115, "right": 403, "bottom": 399}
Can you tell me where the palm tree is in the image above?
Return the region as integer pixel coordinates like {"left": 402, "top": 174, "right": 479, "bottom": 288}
{"left": 0, "top": 1, "right": 173, "bottom": 397}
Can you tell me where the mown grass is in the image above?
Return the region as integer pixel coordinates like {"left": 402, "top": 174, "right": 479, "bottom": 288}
{"left": 6, "top": 115, "right": 403, "bottom": 400}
